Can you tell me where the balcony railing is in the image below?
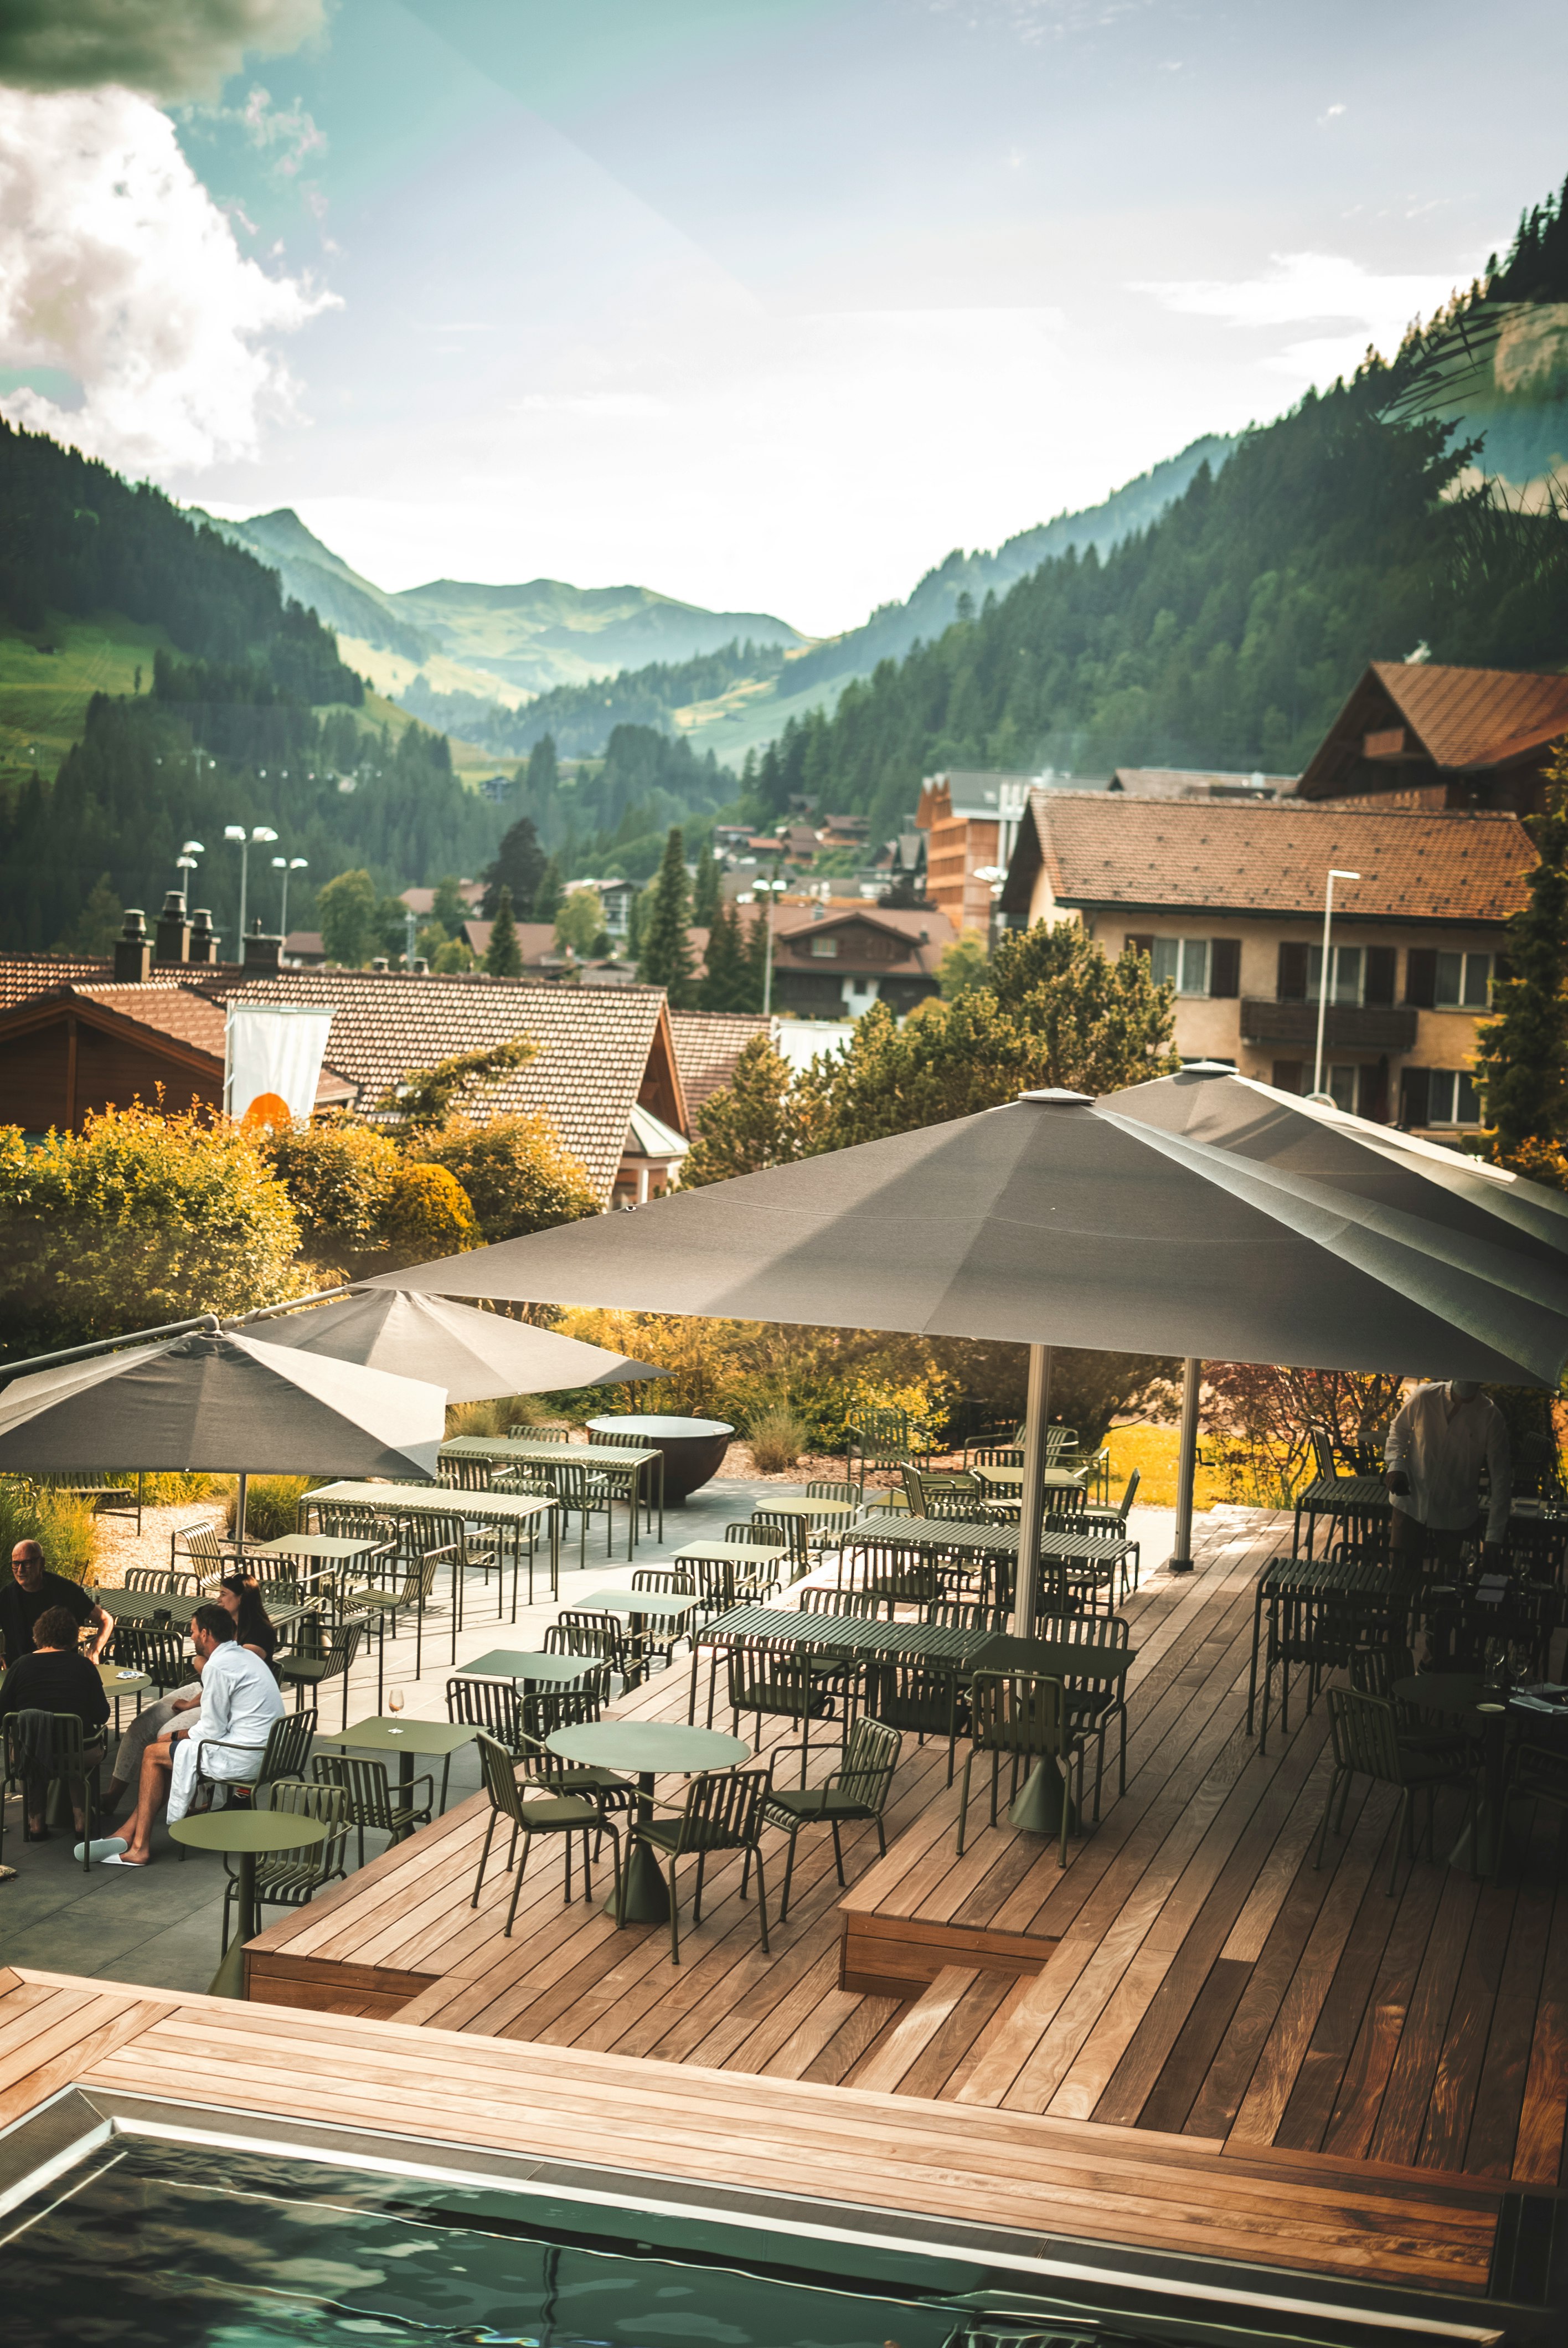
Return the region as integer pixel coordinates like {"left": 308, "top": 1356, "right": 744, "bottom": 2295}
{"left": 1239, "top": 1000, "right": 1419, "bottom": 1051}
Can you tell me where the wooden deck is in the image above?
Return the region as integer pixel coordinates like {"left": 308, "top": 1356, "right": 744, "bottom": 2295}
{"left": 243, "top": 1511, "right": 1568, "bottom": 2201}
{"left": 0, "top": 1963, "right": 1537, "bottom": 2319}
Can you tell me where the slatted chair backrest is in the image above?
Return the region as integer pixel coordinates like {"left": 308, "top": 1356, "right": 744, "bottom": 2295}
{"left": 1348, "top": 1644, "right": 1416, "bottom": 1699}
{"left": 899, "top": 1464, "right": 928, "bottom": 1517}
{"left": 806, "top": 1480, "right": 863, "bottom": 1507}
{"left": 1309, "top": 1427, "right": 1340, "bottom": 1483}
{"left": 968, "top": 1671, "right": 1066, "bottom": 1761}
{"left": 517, "top": 1684, "right": 602, "bottom": 1787}
{"left": 1041, "top": 1610, "right": 1130, "bottom": 1650}
{"left": 441, "top": 1457, "right": 494, "bottom": 1493}
{"left": 594, "top": 1427, "right": 646, "bottom": 1449}
{"left": 1324, "top": 1685, "right": 1404, "bottom": 1784}
{"left": 670, "top": 1764, "right": 772, "bottom": 1856}
{"left": 114, "top": 1625, "right": 188, "bottom": 1687}
{"left": 834, "top": 1716, "right": 900, "bottom": 1813}
{"left": 508, "top": 1427, "right": 571, "bottom": 1443}
{"left": 447, "top": 1673, "right": 523, "bottom": 1750}
{"left": 1045, "top": 1428, "right": 1077, "bottom": 1464}
{"left": 313, "top": 1751, "right": 399, "bottom": 1833}
{"left": 724, "top": 1522, "right": 785, "bottom": 1547}
{"left": 632, "top": 1569, "right": 696, "bottom": 1596}
{"left": 251, "top": 1707, "right": 318, "bottom": 1785}
{"left": 124, "top": 1567, "right": 179, "bottom": 1593}
{"left": 972, "top": 1447, "right": 1024, "bottom": 1470}
{"left": 925, "top": 1599, "right": 1008, "bottom": 1632}
{"left": 313, "top": 1619, "right": 363, "bottom": 1685}
{"left": 544, "top": 1610, "right": 626, "bottom": 1669}
{"left": 4, "top": 1709, "right": 91, "bottom": 1783}
{"left": 797, "top": 1585, "right": 879, "bottom": 1619}
{"left": 867, "top": 1656, "right": 960, "bottom": 1736}
{"left": 750, "top": 1511, "right": 809, "bottom": 1571}
{"left": 264, "top": 1777, "right": 349, "bottom": 1882}
{"left": 172, "top": 1521, "right": 226, "bottom": 1574}
{"left": 848, "top": 1406, "right": 914, "bottom": 1460}
{"left": 474, "top": 1728, "right": 530, "bottom": 1829}
{"left": 726, "top": 1645, "right": 827, "bottom": 1724}
{"left": 1115, "top": 1468, "right": 1141, "bottom": 1520}
{"left": 1044, "top": 1488, "right": 1089, "bottom": 1520}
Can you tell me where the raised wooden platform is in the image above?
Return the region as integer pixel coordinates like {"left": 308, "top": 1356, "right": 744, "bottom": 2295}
{"left": 244, "top": 1510, "right": 1568, "bottom": 2192}
{"left": 0, "top": 1964, "right": 1535, "bottom": 2316}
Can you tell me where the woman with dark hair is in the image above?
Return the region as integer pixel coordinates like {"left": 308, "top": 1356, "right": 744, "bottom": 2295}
{"left": 0, "top": 1604, "right": 110, "bottom": 1840}
{"left": 218, "top": 1574, "right": 277, "bottom": 1664}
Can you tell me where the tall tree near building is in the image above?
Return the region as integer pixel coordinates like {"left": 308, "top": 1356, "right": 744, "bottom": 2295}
{"left": 693, "top": 840, "right": 721, "bottom": 925}
{"left": 525, "top": 733, "right": 560, "bottom": 796}
{"left": 481, "top": 815, "right": 546, "bottom": 920}
{"left": 533, "top": 856, "right": 564, "bottom": 922}
{"left": 484, "top": 885, "right": 524, "bottom": 977}
{"left": 1475, "top": 743, "right": 1568, "bottom": 1163}
{"left": 318, "top": 868, "right": 379, "bottom": 966}
{"left": 683, "top": 1035, "right": 815, "bottom": 1184}
{"left": 639, "top": 827, "right": 697, "bottom": 1005}
{"left": 698, "top": 900, "right": 756, "bottom": 1011}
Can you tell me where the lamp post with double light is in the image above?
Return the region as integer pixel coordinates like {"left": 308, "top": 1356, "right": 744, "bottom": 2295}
{"left": 271, "top": 854, "right": 307, "bottom": 943}
{"left": 174, "top": 838, "right": 204, "bottom": 895}
{"left": 225, "top": 823, "right": 277, "bottom": 943}
{"left": 1310, "top": 868, "right": 1362, "bottom": 1106}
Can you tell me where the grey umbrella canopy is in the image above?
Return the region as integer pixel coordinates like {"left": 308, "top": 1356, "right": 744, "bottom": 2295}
{"left": 373, "top": 1091, "right": 1568, "bottom": 1386}
{"left": 0, "top": 1328, "right": 446, "bottom": 1481}
{"left": 375, "top": 1088, "right": 1568, "bottom": 1632}
{"left": 1107, "top": 1064, "right": 1568, "bottom": 1271}
{"left": 243, "top": 1288, "right": 659, "bottom": 1404}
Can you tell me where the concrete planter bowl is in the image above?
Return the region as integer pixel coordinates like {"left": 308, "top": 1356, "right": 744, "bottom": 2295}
{"left": 586, "top": 1413, "right": 734, "bottom": 1505}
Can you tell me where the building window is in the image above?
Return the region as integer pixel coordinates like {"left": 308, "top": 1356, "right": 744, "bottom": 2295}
{"left": 1435, "top": 951, "right": 1492, "bottom": 1008}
{"left": 809, "top": 935, "right": 838, "bottom": 959}
{"left": 1426, "top": 1069, "right": 1483, "bottom": 1125}
{"left": 1306, "top": 944, "right": 1363, "bottom": 1006}
{"left": 1325, "top": 1063, "right": 1358, "bottom": 1113}
{"left": 1150, "top": 937, "right": 1211, "bottom": 996}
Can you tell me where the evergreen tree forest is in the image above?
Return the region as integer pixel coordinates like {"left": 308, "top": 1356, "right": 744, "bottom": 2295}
{"left": 500, "top": 723, "right": 733, "bottom": 878}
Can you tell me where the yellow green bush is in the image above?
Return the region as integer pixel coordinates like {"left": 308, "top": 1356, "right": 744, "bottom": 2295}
{"left": 379, "top": 1161, "right": 478, "bottom": 1266}
{"left": 0, "top": 1479, "right": 98, "bottom": 1585}
{"left": 226, "top": 1474, "right": 315, "bottom": 1543}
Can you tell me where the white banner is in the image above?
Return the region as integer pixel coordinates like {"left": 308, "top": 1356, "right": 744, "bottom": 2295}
{"left": 225, "top": 1006, "right": 335, "bottom": 1126}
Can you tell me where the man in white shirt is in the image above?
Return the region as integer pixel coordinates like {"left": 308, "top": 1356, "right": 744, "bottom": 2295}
{"left": 1385, "top": 1379, "right": 1510, "bottom": 1569}
{"left": 103, "top": 1605, "right": 283, "bottom": 1867}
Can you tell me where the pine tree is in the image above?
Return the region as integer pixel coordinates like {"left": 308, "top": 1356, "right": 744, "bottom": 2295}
{"left": 638, "top": 827, "right": 696, "bottom": 1005}
{"left": 533, "top": 856, "right": 564, "bottom": 922}
{"left": 484, "top": 884, "right": 524, "bottom": 977}
{"left": 698, "top": 900, "right": 746, "bottom": 1010}
{"left": 482, "top": 816, "right": 546, "bottom": 920}
{"left": 744, "top": 903, "right": 770, "bottom": 1011}
{"left": 525, "top": 733, "right": 560, "bottom": 796}
{"left": 682, "top": 1035, "right": 808, "bottom": 1185}
{"left": 692, "top": 839, "right": 721, "bottom": 925}
{"left": 1475, "top": 745, "right": 1568, "bottom": 1158}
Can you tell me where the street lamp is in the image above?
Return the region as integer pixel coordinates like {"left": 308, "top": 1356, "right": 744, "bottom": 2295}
{"left": 272, "top": 854, "right": 307, "bottom": 939}
{"left": 225, "top": 823, "right": 278, "bottom": 941}
{"left": 1310, "top": 868, "right": 1362, "bottom": 1105}
{"left": 753, "top": 876, "right": 789, "bottom": 1016}
{"left": 176, "top": 838, "right": 204, "bottom": 893}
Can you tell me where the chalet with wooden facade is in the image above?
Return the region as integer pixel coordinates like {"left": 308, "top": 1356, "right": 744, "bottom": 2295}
{"left": 765, "top": 901, "right": 957, "bottom": 1021}
{"left": 1298, "top": 659, "right": 1568, "bottom": 815}
{"left": 998, "top": 791, "right": 1533, "bottom": 1135}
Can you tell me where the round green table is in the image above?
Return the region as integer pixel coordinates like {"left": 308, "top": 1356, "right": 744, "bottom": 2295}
{"left": 169, "top": 1809, "right": 329, "bottom": 1999}
{"left": 546, "top": 1719, "right": 749, "bottom": 1924}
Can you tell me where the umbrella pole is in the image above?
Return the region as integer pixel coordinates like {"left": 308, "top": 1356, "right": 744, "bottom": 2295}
{"left": 1169, "top": 1358, "right": 1200, "bottom": 1574}
{"left": 1010, "top": 1343, "right": 1052, "bottom": 1636}
{"left": 235, "top": 1471, "right": 249, "bottom": 1557}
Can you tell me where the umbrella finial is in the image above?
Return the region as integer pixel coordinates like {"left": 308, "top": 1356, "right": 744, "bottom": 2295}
{"left": 1016, "top": 1088, "right": 1095, "bottom": 1107}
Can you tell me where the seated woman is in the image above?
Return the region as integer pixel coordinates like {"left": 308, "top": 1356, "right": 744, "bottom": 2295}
{"left": 0, "top": 1604, "right": 111, "bottom": 1841}
{"left": 101, "top": 1574, "right": 277, "bottom": 1819}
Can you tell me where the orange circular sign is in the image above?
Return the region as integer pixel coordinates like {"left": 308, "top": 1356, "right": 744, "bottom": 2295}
{"left": 240, "top": 1091, "right": 293, "bottom": 1132}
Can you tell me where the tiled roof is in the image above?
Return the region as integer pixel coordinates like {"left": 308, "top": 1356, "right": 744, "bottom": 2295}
{"left": 460, "top": 920, "right": 560, "bottom": 964}
{"left": 218, "top": 969, "right": 672, "bottom": 1200}
{"left": 1012, "top": 792, "right": 1534, "bottom": 924}
{"left": 668, "top": 1010, "right": 773, "bottom": 1116}
{"left": 1373, "top": 661, "right": 1568, "bottom": 770}
{"left": 769, "top": 901, "right": 957, "bottom": 975}
{"left": 1108, "top": 767, "right": 1296, "bottom": 799}
{"left": 0, "top": 979, "right": 354, "bottom": 1106}
{"left": 0, "top": 952, "right": 113, "bottom": 1006}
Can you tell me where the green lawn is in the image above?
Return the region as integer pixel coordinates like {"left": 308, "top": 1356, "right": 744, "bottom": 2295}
{"left": 0, "top": 609, "right": 169, "bottom": 782}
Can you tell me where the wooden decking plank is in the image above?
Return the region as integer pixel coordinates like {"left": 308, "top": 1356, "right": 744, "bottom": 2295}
{"left": 847, "top": 1966, "right": 980, "bottom": 2094}
{"left": 1512, "top": 1877, "right": 1568, "bottom": 2186}
{"left": 1462, "top": 1873, "right": 1556, "bottom": 2179}
{"left": 1319, "top": 1856, "right": 1448, "bottom": 2162}
{"left": 1368, "top": 1868, "right": 1484, "bottom": 2168}
{"left": 1134, "top": 1959, "right": 1254, "bottom": 2136}
{"left": 1418, "top": 1878, "right": 1518, "bottom": 2173}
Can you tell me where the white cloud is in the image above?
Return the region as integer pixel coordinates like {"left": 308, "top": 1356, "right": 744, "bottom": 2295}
{"left": 1136, "top": 250, "right": 1460, "bottom": 381}
{"left": 0, "top": 86, "right": 337, "bottom": 475}
{"left": 0, "top": 0, "right": 323, "bottom": 104}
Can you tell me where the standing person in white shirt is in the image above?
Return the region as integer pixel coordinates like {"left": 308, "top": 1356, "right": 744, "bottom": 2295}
{"left": 100, "top": 1606, "right": 283, "bottom": 1868}
{"left": 1385, "top": 1380, "right": 1511, "bottom": 1571}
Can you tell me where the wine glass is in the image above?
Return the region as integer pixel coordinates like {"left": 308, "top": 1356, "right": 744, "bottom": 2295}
{"left": 387, "top": 1687, "right": 405, "bottom": 1726}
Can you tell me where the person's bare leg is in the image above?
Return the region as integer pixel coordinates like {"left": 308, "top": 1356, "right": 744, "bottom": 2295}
{"left": 118, "top": 1740, "right": 175, "bottom": 1864}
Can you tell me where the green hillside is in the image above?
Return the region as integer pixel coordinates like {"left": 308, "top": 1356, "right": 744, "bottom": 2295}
{"left": 0, "top": 609, "right": 170, "bottom": 784}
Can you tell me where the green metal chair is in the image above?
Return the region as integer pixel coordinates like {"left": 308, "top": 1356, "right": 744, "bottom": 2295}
{"left": 957, "top": 1671, "right": 1078, "bottom": 1866}
{"left": 721, "top": 1524, "right": 787, "bottom": 1602}
{"left": 845, "top": 1404, "right": 922, "bottom": 1486}
{"left": 629, "top": 1569, "right": 697, "bottom": 1673}
{"left": 342, "top": 1547, "right": 445, "bottom": 1681}
{"left": 865, "top": 1656, "right": 966, "bottom": 1785}
{"left": 764, "top": 1717, "right": 900, "bottom": 1919}
{"left": 276, "top": 1617, "right": 365, "bottom": 1733}
{"left": 749, "top": 1510, "right": 811, "bottom": 1580}
{"left": 1313, "top": 1686, "right": 1473, "bottom": 1897}
{"left": 220, "top": 1779, "right": 349, "bottom": 1954}
{"left": 727, "top": 1645, "right": 842, "bottom": 1785}
{"left": 470, "top": 1729, "right": 621, "bottom": 1935}
{"left": 179, "top": 1707, "right": 319, "bottom": 1860}
{"left": 312, "top": 1750, "right": 434, "bottom": 1869}
{"left": 1, "top": 1711, "right": 106, "bottom": 1873}
{"left": 447, "top": 1671, "right": 526, "bottom": 1759}
{"left": 626, "top": 1764, "right": 773, "bottom": 1964}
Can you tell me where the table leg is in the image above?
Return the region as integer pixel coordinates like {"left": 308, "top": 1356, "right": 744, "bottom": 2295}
{"left": 1009, "top": 1754, "right": 1076, "bottom": 1837}
{"left": 393, "top": 1749, "right": 414, "bottom": 1845}
{"left": 609, "top": 1768, "right": 669, "bottom": 1923}
{"left": 1448, "top": 1706, "right": 1508, "bottom": 1875}
{"left": 209, "top": 1850, "right": 254, "bottom": 1998}
{"left": 1246, "top": 1580, "right": 1267, "bottom": 1737}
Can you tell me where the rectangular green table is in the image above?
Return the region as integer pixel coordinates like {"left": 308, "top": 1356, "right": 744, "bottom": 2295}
{"left": 458, "top": 1649, "right": 596, "bottom": 1686}
{"left": 306, "top": 1480, "right": 558, "bottom": 1654}
{"left": 314, "top": 1713, "right": 476, "bottom": 1824}
{"left": 440, "top": 1436, "right": 662, "bottom": 1561}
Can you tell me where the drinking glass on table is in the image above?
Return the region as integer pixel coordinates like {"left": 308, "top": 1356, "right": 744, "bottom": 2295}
{"left": 387, "top": 1687, "right": 405, "bottom": 1718}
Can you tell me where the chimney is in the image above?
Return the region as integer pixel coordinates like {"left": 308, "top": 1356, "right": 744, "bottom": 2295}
{"left": 154, "top": 889, "right": 191, "bottom": 965}
{"left": 113, "top": 909, "right": 151, "bottom": 984}
{"left": 372, "top": 956, "right": 389, "bottom": 973}
{"left": 242, "top": 918, "right": 282, "bottom": 974}
{"left": 412, "top": 956, "right": 430, "bottom": 975}
{"left": 187, "top": 908, "right": 220, "bottom": 965}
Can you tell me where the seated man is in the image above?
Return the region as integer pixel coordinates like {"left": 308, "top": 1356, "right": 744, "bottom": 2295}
{"left": 102, "top": 1604, "right": 283, "bottom": 1868}
{"left": 2, "top": 1539, "right": 111, "bottom": 1664}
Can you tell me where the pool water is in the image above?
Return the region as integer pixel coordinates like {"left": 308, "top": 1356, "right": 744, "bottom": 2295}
{"left": 0, "top": 2140, "right": 1015, "bottom": 2348}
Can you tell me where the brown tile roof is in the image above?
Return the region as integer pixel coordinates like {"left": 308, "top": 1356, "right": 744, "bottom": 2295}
{"left": 0, "top": 952, "right": 113, "bottom": 1006}
{"left": 768, "top": 901, "right": 957, "bottom": 975}
{"left": 1108, "top": 767, "right": 1296, "bottom": 798}
{"left": 1012, "top": 791, "right": 1535, "bottom": 925}
{"left": 668, "top": 1010, "right": 772, "bottom": 1116}
{"left": 218, "top": 969, "right": 673, "bottom": 1200}
{"left": 1371, "top": 661, "right": 1568, "bottom": 770}
{"left": 0, "top": 979, "right": 355, "bottom": 1106}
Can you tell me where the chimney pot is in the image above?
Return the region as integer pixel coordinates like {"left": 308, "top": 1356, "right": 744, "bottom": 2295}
{"left": 187, "top": 909, "right": 219, "bottom": 965}
{"left": 114, "top": 908, "right": 151, "bottom": 984}
{"left": 242, "top": 929, "right": 283, "bottom": 974}
{"left": 154, "top": 889, "right": 192, "bottom": 966}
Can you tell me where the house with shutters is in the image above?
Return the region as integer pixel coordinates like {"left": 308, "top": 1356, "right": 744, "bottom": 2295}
{"left": 764, "top": 900, "right": 958, "bottom": 1021}
{"left": 996, "top": 792, "right": 1534, "bottom": 1135}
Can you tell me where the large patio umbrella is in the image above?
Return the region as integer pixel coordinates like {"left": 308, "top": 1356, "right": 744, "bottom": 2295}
{"left": 372, "top": 1089, "right": 1568, "bottom": 1631}
{"left": 233, "top": 1288, "right": 660, "bottom": 1404}
{"left": 0, "top": 1327, "right": 446, "bottom": 1531}
{"left": 1106, "top": 1063, "right": 1568, "bottom": 1566}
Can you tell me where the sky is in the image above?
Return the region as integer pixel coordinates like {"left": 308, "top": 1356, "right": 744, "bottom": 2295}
{"left": 1, "top": 2, "right": 1567, "bottom": 639}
